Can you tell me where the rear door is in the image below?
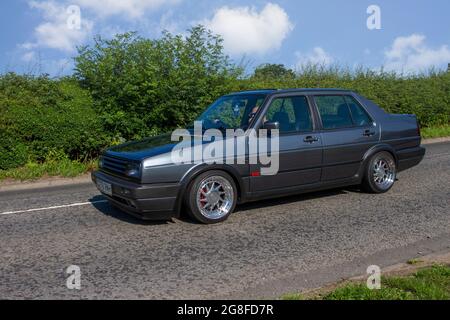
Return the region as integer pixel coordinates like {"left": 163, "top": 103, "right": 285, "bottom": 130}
{"left": 250, "top": 94, "right": 323, "bottom": 192}
{"left": 313, "top": 94, "right": 380, "bottom": 182}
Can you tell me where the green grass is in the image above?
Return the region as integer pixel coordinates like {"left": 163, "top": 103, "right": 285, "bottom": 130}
{"left": 0, "top": 158, "right": 97, "bottom": 181}
{"left": 421, "top": 125, "right": 450, "bottom": 139}
{"left": 407, "top": 259, "right": 424, "bottom": 265}
{"left": 283, "top": 265, "right": 450, "bottom": 300}
{"left": 282, "top": 293, "right": 305, "bottom": 300}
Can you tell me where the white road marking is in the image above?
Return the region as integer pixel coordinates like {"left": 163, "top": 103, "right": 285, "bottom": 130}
{"left": 0, "top": 200, "right": 108, "bottom": 216}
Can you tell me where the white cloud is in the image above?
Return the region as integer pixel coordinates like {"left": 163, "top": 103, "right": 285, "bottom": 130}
{"left": 26, "top": 1, "right": 93, "bottom": 52}
{"left": 384, "top": 34, "right": 450, "bottom": 73}
{"left": 21, "top": 51, "right": 36, "bottom": 62}
{"left": 159, "top": 10, "right": 181, "bottom": 34}
{"left": 19, "top": 42, "right": 38, "bottom": 50}
{"left": 74, "top": 0, "right": 180, "bottom": 19}
{"left": 295, "top": 47, "right": 334, "bottom": 68}
{"left": 203, "top": 3, "right": 293, "bottom": 56}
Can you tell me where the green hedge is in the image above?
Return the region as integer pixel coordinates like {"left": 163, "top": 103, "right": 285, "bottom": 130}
{"left": 235, "top": 66, "right": 450, "bottom": 127}
{"left": 0, "top": 73, "right": 109, "bottom": 170}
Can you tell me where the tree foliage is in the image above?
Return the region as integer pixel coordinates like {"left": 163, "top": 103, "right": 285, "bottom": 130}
{"left": 252, "top": 63, "right": 295, "bottom": 80}
{"left": 75, "top": 25, "right": 241, "bottom": 140}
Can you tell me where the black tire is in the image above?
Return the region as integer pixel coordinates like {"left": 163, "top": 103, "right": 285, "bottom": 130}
{"left": 361, "top": 151, "right": 397, "bottom": 193}
{"left": 185, "top": 170, "right": 237, "bottom": 224}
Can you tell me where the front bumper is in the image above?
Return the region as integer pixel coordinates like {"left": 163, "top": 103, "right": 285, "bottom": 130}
{"left": 91, "top": 171, "right": 180, "bottom": 220}
{"left": 397, "top": 146, "right": 426, "bottom": 172}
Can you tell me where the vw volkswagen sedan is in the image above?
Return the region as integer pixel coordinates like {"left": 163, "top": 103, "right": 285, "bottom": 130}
{"left": 92, "top": 89, "right": 425, "bottom": 224}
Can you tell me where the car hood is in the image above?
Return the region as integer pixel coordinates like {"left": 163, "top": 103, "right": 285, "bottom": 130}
{"left": 105, "top": 133, "right": 178, "bottom": 161}
{"left": 104, "top": 131, "right": 220, "bottom": 162}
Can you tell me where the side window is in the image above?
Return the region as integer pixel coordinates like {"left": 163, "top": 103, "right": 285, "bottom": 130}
{"left": 264, "top": 96, "right": 312, "bottom": 133}
{"left": 314, "top": 95, "right": 353, "bottom": 129}
{"left": 203, "top": 95, "right": 266, "bottom": 129}
{"left": 345, "top": 96, "right": 373, "bottom": 127}
{"left": 292, "top": 96, "right": 313, "bottom": 132}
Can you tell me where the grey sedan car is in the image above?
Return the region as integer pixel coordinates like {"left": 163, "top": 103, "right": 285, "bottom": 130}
{"left": 92, "top": 89, "right": 425, "bottom": 224}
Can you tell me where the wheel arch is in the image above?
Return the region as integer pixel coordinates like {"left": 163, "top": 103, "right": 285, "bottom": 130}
{"left": 359, "top": 144, "right": 398, "bottom": 178}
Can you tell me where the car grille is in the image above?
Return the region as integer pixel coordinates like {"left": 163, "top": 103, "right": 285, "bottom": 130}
{"left": 101, "top": 156, "right": 131, "bottom": 177}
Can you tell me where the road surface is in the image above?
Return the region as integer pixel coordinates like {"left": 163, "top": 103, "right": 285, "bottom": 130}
{"left": 0, "top": 142, "right": 449, "bottom": 299}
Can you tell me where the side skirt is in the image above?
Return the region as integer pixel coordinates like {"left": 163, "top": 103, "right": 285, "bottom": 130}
{"left": 243, "top": 176, "right": 362, "bottom": 203}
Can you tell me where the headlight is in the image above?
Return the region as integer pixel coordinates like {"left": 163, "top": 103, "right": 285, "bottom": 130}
{"left": 125, "top": 162, "right": 141, "bottom": 178}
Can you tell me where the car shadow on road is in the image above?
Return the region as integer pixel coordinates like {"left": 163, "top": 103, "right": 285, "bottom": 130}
{"left": 234, "top": 187, "right": 354, "bottom": 214}
{"left": 89, "top": 195, "right": 171, "bottom": 226}
{"left": 89, "top": 187, "right": 361, "bottom": 225}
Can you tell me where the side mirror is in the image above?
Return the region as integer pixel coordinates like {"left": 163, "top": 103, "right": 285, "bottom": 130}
{"left": 262, "top": 121, "right": 279, "bottom": 131}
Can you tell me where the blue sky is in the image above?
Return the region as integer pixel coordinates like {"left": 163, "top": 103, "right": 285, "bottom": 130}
{"left": 1, "top": 0, "right": 450, "bottom": 76}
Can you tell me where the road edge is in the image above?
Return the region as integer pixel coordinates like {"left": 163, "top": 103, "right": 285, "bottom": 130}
{"left": 214, "top": 232, "right": 450, "bottom": 300}
{"left": 287, "top": 250, "right": 450, "bottom": 300}
{"left": 421, "top": 136, "right": 450, "bottom": 145}
{"left": 0, "top": 173, "right": 93, "bottom": 192}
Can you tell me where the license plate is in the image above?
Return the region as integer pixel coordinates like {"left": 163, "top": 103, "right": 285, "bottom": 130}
{"left": 96, "top": 179, "right": 112, "bottom": 196}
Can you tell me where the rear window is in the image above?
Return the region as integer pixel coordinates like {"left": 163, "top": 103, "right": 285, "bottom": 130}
{"left": 344, "top": 96, "right": 373, "bottom": 127}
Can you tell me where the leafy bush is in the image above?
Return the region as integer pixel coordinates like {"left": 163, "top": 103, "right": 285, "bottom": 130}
{"left": 0, "top": 73, "right": 108, "bottom": 169}
{"left": 75, "top": 25, "right": 241, "bottom": 141}
{"left": 239, "top": 65, "right": 450, "bottom": 127}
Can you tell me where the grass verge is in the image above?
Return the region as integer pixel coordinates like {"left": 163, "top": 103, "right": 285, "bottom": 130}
{"left": 421, "top": 125, "right": 450, "bottom": 139}
{"left": 0, "top": 158, "right": 97, "bottom": 181}
{"left": 282, "top": 265, "right": 450, "bottom": 300}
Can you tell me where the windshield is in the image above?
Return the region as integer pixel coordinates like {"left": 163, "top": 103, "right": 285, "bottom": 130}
{"left": 195, "top": 94, "right": 267, "bottom": 130}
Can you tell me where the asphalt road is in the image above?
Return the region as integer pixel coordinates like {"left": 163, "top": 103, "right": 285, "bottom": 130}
{"left": 0, "top": 142, "right": 449, "bottom": 299}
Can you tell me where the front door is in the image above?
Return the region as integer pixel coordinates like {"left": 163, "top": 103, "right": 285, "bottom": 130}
{"left": 250, "top": 95, "right": 323, "bottom": 192}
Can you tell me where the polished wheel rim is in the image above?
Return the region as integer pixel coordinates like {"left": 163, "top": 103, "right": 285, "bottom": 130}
{"left": 372, "top": 157, "right": 395, "bottom": 190}
{"left": 196, "top": 176, "right": 234, "bottom": 220}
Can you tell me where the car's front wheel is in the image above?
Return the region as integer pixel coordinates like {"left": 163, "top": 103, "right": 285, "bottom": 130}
{"left": 362, "top": 151, "right": 397, "bottom": 193}
{"left": 185, "top": 171, "right": 237, "bottom": 224}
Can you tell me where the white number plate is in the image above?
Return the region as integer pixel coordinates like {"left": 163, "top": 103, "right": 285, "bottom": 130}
{"left": 96, "top": 179, "right": 112, "bottom": 196}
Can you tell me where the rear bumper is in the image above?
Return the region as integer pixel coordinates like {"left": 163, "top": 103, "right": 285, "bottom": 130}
{"left": 91, "top": 171, "right": 180, "bottom": 220}
{"left": 397, "top": 146, "right": 426, "bottom": 172}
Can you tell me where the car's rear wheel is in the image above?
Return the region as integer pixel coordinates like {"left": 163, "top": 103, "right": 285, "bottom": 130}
{"left": 185, "top": 171, "right": 237, "bottom": 224}
{"left": 362, "top": 151, "right": 397, "bottom": 193}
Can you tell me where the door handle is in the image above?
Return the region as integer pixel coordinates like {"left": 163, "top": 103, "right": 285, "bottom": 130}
{"left": 363, "top": 130, "right": 376, "bottom": 137}
{"left": 304, "top": 136, "right": 319, "bottom": 143}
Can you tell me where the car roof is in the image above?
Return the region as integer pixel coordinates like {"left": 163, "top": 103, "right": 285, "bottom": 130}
{"left": 227, "top": 88, "right": 354, "bottom": 96}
